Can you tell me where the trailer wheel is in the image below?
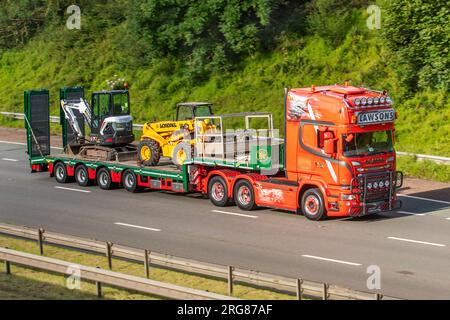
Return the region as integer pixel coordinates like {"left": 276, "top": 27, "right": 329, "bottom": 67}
{"left": 234, "top": 180, "right": 257, "bottom": 211}
{"left": 301, "top": 188, "right": 326, "bottom": 221}
{"left": 54, "top": 162, "right": 69, "bottom": 184}
{"left": 97, "top": 168, "right": 114, "bottom": 190}
{"left": 75, "top": 165, "right": 92, "bottom": 187}
{"left": 123, "top": 170, "right": 138, "bottom": 193}
{"left": 138, "top": 139, "right": 161, "bottom": 167}
{"left": 208, "top": 176, "right": 230, "bottom": 207}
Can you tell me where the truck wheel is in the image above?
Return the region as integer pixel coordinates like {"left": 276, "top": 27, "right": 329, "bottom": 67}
{"left": 172, "top": 142, "right": 192, "bottom": 167}
{"left": 123, "top": 170, "right": 139, "bottom": 193}
{"left": 234, "top": 180, "right": 257, "bottom": 211}
{"left": 97, "top": 168, "right": 114, "bottom": 190}
{"left": 54, "top": 162, "right": 69, "bottom": 184}
{"left": 138, "top": 139, "right": 161, "bottom": 167}
{"left": 75, "top": 165, "right": 92, "bottom": 187}
{"left": 301, "top": 188, "right": 326, "bottom": 221}
{"left": 208, "top": 176, "right": 230, "bottom": 207}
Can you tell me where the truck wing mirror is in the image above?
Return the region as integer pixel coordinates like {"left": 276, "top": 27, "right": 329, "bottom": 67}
{"left": 323, "top": 131, "right": 336, "bottom": 155}
{"left": 324, "top": 139, "right": 335, "bottom": 155}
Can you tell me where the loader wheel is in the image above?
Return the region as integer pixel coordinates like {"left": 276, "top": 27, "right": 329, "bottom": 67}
{"left": 97, "top": 168, "right": 114, "bottom": 190}
{"left": 75, "top": 165, "right": 92, "bottom": 187}
{"left": 301, "top": 188, "right": 326, "bottom": 221}
{"left": 54, "top": 162, "right": 69, "bottom": 184}
{"left": 123, "top": 170, "right": 139, "bottom": 193}
{"left": 234, "top": 180, "right": 257, "bottom": 211}
{"left": 208, "top": 176, "right": 230, "bottom": 207}
{"left": 172, "top": 142, "right": 192, "bottom": 167}
{"left": 138, "top": 139, "right": 161, "bottom": 167}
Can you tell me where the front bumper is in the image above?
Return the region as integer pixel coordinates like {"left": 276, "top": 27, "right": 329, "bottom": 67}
{"left": 347, "top": 199, "right": 402, "bottom": 217}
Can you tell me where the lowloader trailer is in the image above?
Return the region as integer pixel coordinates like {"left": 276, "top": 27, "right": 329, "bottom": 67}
{"left": 24, "top": 84, "right": 403, "bottom": 221}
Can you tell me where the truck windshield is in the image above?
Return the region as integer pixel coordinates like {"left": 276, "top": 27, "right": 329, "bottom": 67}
{"left": 343, "top": 130, "right": 394, "bottom": 157}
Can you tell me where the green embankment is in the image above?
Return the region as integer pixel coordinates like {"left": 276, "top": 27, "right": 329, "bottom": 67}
{"left": 0, "top": 235, "right": 293, "bottom": 300}
{"left": 0, "top": 1, "right": 448, "bottom": 181}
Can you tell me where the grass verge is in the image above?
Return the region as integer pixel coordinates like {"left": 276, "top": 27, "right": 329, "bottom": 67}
{"left": 0, "top": 234, "right": 293, "bottom": 300}
{"left": 397, "top": 156, "right": 450, "bottom": 183}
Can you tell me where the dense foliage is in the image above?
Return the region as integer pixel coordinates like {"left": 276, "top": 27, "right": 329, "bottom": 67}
{"left": 0, "top": 0, "right": 449, "bottom": 163}
{"left": 382, "top": 0, "right": 449, "bottom": 93}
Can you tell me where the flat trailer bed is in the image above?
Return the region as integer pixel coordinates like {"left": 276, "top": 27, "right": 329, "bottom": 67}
{"left": 31, "top": 154, "right": 191, "bottom": 193}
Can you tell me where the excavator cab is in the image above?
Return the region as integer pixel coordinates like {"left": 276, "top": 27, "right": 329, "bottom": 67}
{"left": 90, "top": 90, "right": 134, "bottom": 146}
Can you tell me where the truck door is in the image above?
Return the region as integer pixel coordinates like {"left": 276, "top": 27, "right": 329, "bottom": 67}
{"left": 299, "top": 123, "right": 339, "bottom": 185}
{"left": 24, "top": 90, "right": 51, "bottom": 160}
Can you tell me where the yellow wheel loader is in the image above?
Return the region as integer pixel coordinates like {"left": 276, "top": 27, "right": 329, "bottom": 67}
{"left": 138, "top": 102, "right": 214, "bottom": 166}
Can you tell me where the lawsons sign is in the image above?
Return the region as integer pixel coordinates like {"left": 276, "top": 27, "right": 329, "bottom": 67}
{"left": 356, "top": 109, "right": 395, "bottom": 125}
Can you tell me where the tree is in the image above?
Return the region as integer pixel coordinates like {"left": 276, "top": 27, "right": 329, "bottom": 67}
{"left": 382, "top": 0, "right": 449, "bottom": 92}
{"left": 128, "top": 0, "right": 278, "bottom": 78}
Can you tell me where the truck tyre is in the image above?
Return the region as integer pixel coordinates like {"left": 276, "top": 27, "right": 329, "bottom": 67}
{"left": 75, "top": 165, "right": 92, "bottom": 187}
{"left": 138, "top": 139, "right": 161, "bottom": 167}
{"left": 172, "top": 142, "right": 192, "bottom": 167}
{"left": 208, "top": 176, "right": 230, "bottom": 207}
{"left": 123, "top": 170, "right": 139, "bottom": 193}
{"left": 97, "top": 168, "right": 114, "bottom": 190}
{"left": 301, "top": 188, "right": 326, "bottom": 221}
{"left": 234, "top": 180, "right": 257, "bottom": 211}
{"left": 54, "top": 162, "right": 69, "bottom": 184}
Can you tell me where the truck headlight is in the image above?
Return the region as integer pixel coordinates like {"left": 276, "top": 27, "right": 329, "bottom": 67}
{"left": 341, "top": 194, "right": 356, "bottom": 200}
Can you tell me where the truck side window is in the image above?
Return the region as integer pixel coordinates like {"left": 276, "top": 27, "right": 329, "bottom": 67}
{"left": 302, "top": 124, "right": 320, "bottom": 151}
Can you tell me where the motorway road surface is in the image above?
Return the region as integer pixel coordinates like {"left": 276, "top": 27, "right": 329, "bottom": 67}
{"left": 0, "top": 140, "right": 450, "bottom": 299}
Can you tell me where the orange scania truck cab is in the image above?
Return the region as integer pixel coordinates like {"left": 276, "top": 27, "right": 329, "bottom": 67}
{"left": 265, "top": 84, "right": 403, "bottom": 220}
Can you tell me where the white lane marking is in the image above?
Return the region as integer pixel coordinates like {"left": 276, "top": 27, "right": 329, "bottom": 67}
{"left": 398, "top": 194, "right": 450, "bottom": 205}
{"left": 0, "top": 140, "right": 63, "bottom": 150}
{"left": 1, "top": 158, "right": 19, "bottom": 162}
{"left": 397, "top": 211, "right": 426, "bottom": 216}
{"left": 301, "top": 255, "right": 362, "bottom": 266}
{"left": 212, "top": 210, "right": 259, "bottom": 219}
{"left": 54, "top": 186, "right": 91, "bottom": 193}
{"left": 114, "top": 222, "right": 161, "bottom": 232}
{"left": 446, "top": 218, "right": 450, "bottom": 221}
{"left": 0, "top": 140, "right": 26, "bottom": 146}
{"left": 387, "top": 237, "right": 446, "bottom": 247}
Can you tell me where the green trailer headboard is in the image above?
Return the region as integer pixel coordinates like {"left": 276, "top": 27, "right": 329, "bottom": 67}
{"left": 60, "top": 86, "right": 85, "bottom": 148}
{"left": 24, "top": 89, "right": 51, "bottom": 162}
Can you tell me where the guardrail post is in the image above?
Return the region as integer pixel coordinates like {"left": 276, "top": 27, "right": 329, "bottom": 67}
{"left": 96, "top": 267, "right": 102, "bottom": 298}
{"left": 322, "top": 283, "right": 329, "bottom": 300}
{"left": 144, "top": 250, "right": 150, "bottom": 279}
{"left": 228, "top": 266, "right": 234, "bottom": 297}
{"left": 106, "top": 242, "right": 113, "bottom": 270}
{"left": 38, "top": 228, "right": 45, "bottom": 255}
{"left": 375, "top": 293, "right": 383, "bottom": 300}
{"left": 296, "top": 278, "right": 303, "bottom": 300}
{"left": 5, "top": 260, "right": 11, "bottom": 275}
